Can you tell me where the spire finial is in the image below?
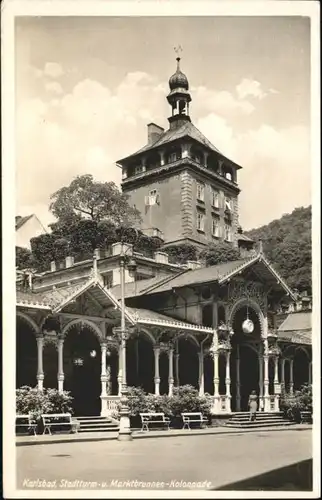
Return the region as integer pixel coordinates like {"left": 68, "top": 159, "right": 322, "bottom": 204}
{"left": 174, "top": 45, "right": 183, "bottom": 69}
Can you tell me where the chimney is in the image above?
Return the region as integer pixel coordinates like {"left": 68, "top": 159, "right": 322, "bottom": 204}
{"left": 50, "top": 261, "right": 56, "bottom": 272}
{"left": 147, "top": 123, "right": 164, "bottom": 145}
{"left": 65, "top": 256, "right": 74, "bottom": 268}
{"left": 186, "top": 260, "right": 203, "bottom": 270}
{"left": 154, "top": 251, "right": 169, "bottom": 264}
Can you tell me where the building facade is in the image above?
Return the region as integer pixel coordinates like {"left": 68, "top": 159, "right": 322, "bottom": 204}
{"left": 15, "top": 58, "right": 312, "bottom": 418}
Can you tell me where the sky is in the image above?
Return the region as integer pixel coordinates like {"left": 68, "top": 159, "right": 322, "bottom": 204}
{"left": 15, "top": 15, "right": 311, "bottom": 231}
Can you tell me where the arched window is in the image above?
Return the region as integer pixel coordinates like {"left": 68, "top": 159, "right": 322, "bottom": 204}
{"left": 202, "top": 304, "right": 213, "bottom": 328}
{"left": 218, "top": 305, "right": 226, "bottom": 325}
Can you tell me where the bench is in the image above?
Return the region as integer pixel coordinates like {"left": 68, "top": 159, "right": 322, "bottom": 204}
{"left": 41, "top": 413, "right": 78, "bottom": 435}
{"left": 182, "top": 412, "right": 208, "bottom": 430}
{"left": 300, "top": 411, "right": 312, "bottom": 424}
{"left": 16, "top": 414, "right": 37, "bottom": 435}
{"left": 139, "top": 413, "right": 171, "bottom": 432}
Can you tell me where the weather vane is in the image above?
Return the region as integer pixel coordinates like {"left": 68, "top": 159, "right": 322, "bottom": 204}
{"left": 174, "top": 45, "right": 183, "bottom": 58}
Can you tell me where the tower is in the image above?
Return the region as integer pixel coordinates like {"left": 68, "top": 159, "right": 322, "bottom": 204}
{"left": 117, "top": 56, "right": 242, "bottom": 248}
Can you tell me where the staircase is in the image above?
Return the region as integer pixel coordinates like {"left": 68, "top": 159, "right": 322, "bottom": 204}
{"left": 75, "top": 416, "right": 119, "bottom": 433}
{"left": 225, "top": 412, "right": 295, "bottom": 429}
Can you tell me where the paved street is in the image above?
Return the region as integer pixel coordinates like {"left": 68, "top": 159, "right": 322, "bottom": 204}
{"left": 17, "top": 429, "right": 312, "bottom": 491}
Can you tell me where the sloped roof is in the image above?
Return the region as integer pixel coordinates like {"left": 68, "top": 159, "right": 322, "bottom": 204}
{"left": 119, "top": 121, "right": 241, "bottom": 168}
{"left": 16, "top": 281, "right": 88, "bottom": 309}
{"left": 142, "top": 257, "right": 256, "bottom": 295}
{"left": 238, "top": 233, "right": 254, "bottom": 243}
{"left": 110, "top": 272, "right": 187, "bottom": 299}
{"left": 278, "top": 311, "right": 312, "bottom": 332}
{"left": 16, "top": 215, "right": 33, "bottom": 230}
{"left": 127, "top": 307, "right": 213, "bottom": 333}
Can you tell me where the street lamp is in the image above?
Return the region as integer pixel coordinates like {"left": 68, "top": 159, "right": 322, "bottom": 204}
{"left": 117, "top": 240, "right": 137, "bottom": 441}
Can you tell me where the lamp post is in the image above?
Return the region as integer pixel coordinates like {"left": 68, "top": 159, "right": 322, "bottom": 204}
{"left": 117, "top": 242, "right": 137, "bottom": 441}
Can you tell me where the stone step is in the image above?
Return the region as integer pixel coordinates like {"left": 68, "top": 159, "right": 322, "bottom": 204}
{"left": 78, "top": 426, "right": 119, "bottom": 433}
{"left": 75, "top": 418, "right": 114, "bottom": 424}
{"left": 228, "top": 416, "right": 286, "bottom": 422}
{"left": 78, "top": 421, "right": 117, "bottom": 428}
{"left": 225, "top": 421, "right": 295, "bottom": 428}
{"left": 75, "top": 416, "right": 110, "bottom": 420}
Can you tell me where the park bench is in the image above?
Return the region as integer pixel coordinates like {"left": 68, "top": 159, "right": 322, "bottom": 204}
{"left": 300, "top": 410, "right": 312, "bottom": 424}
{"left": 41, "top": 413, "right": 78, "bottom": 435}
{"left": 16, "top": 414, "right": 37, "bottom": 435}
{"left": 139, "top": 413, "right": 171, "bottom": 432}
{"left": 181, "top": 412, "right": 208, "bottom": 430}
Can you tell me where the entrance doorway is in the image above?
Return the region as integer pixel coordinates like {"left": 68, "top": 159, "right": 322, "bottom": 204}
{"left": 64, "top": 325, "right": 101, "bottom": 416}
{"left": 239, "top": 344, "right": 259, "bottom": 411}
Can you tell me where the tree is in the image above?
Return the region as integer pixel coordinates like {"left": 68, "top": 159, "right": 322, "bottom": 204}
{"left": 246, "top": 206, "right": 311, "bottom": 293}
{"left": 16, "top": 246, "right": 33, "bottom": 270}
{"left": 199, "top": 241, "right": 241, "bottom": 267}
{"left": 49, "top": 174, "right": 142, "bottom": 227}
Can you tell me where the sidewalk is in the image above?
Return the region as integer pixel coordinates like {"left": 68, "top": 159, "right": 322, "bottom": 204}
{"left": 16, "top": 423, "right": 312, "bottom": 447}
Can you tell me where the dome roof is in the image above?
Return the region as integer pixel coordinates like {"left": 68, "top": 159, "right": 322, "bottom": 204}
{"left": 169, "top": 58, "right": 189, "bottom": 90}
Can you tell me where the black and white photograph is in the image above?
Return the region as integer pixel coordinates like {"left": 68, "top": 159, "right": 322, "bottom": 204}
{"left": 2, "top": 0, "right": 320, "bottom": 498}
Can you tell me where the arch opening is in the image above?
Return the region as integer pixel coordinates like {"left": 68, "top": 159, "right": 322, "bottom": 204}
{"left": 16, "top": 318, "right": 37, "bottom": 388}
{"left": 63, "top": 324, "right": 101, "bottom": 416}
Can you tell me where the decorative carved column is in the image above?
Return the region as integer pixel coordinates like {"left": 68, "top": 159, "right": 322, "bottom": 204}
{"left": 160, "top": 150, "right": 165, "bottom": 166}
{"left": 289, "top": 359, "right": 294, "bottom": 394}
{"left": 213, "top": 351, "right": 220, "bottom": 412}
{"left": 258, "top": 354, "right": 264, "bottom": 411}
{"left": 100, "top": 341, "right": 108, "bottom": 416}
{"left": 174, "top": 349, "right": 180, "bottom": 387}
{"left": 198, "top": 350, "right": 204, "bottom": 396}
{"left": 57, "top": 336, "right": 64, "bottom": 393}
{"left": 36, "top": 335, "right": 44, "bottom": 391}
{"left": 225, "top": 351, "right": 231, "bottom": 412}
{"left": 263, "top": 339, "right": 270, "bottom": 411}
{"left": 154, "top": 345, "right": 160, "bottom": 395}
{"left": 280, "top": 358, "right": 286, "bottom": 391}
{"left": 117, "top": 345, "right": 122, "bottom": 396}
{"left": 168, "top": 346, "right": 174, "bottom": 396}
{"left": 309, "top": 361, "right": 312, "bottom": 384}
{"left": 236, "top": 345, "right": 241, "bottom": 411}
{"left": 274, "top": 355, "right": 280, "bottom": 411}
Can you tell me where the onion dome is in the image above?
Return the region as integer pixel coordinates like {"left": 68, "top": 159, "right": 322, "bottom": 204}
{"left": 169, "top": 57, "right": 189, "bottom": 90}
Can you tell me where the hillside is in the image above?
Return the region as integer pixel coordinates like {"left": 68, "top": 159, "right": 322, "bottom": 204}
{"left": 245, "top": 206, "right": 312, "bottom": 294}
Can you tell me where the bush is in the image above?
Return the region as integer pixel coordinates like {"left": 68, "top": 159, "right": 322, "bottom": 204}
{"left": 16, "top": 386, "right": 73, "bottom": 422}
{"left": 280, "top": 384, "right": 312, "bottom": 423}
{"left": 113, "top": 385, "right": 212, "bottom": 428}
{"left": 168, "top": 385, "right": 212, "bottom": 418}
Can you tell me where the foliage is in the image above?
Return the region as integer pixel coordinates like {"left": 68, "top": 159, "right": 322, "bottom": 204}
{"left": 49, "top": 174, "right": 142, "bottom": 227}
{"left": 199, "top": 241, "right": 241, "bottom": 267}
{"left": 163, "top": 244, "right": 198, "bottom": 264}
{"left": 114, "top": 385, "right": 212, "bottom": 421}
{"left": 30, "top": 233, "right": 56, "bottom": 272}
{"left": 16, "top": 246, "right": 33, "bottom": 270}
{"left": 280, "top": 384, "right": 312, "bottom": 422}
{"left": 245, "top": 206, "right": 311, "bottom": 293}
{"left": 16, "top": 386, "right": 73, "bottom": 421}
{"left": 168, "top": 385, "right": 212, "bottom": 417}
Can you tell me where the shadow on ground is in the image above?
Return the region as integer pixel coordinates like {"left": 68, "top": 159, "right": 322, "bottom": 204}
{"left": 214, "top": 459, "right": 312, "bottom": 491}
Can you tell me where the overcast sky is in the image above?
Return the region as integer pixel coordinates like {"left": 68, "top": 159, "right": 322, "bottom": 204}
{"left": 15, "top": 15, "right": 311, "bottom": 230}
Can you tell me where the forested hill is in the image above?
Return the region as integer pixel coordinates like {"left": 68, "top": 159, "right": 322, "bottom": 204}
{"left": 245, "top": 206, "right": 312, "bottom": 294}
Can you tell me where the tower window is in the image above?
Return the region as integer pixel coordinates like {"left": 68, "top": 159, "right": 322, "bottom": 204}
{"left": 134, "top": 165, "right": 144, "bottom": 175}
{"left": 224, "top": 223, "right": 232, "bottom": 242}
{"left": 145, "top": 189, "right": 160, "bottom": 206}
{"left": 197, "top": 212, "right": 205, "bottom": 232}
{"left": 225, "top": 196, "right": 233, "bottom": 212}
{"left": 211, "top": 188, "right": 220, "bottom": 208}
{"left": 212, "top": 217, "right": 220, "bottom": 238}
{"left": 196, "top": 182, "right": 205, "bottom": 202}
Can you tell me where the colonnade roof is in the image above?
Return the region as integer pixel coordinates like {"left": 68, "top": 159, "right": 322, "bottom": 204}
{"left": 141, "top": 253, "right": 295, "bottom": 300}
{"left": 277, "top": 311, "right": 312, "bottom": 345}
